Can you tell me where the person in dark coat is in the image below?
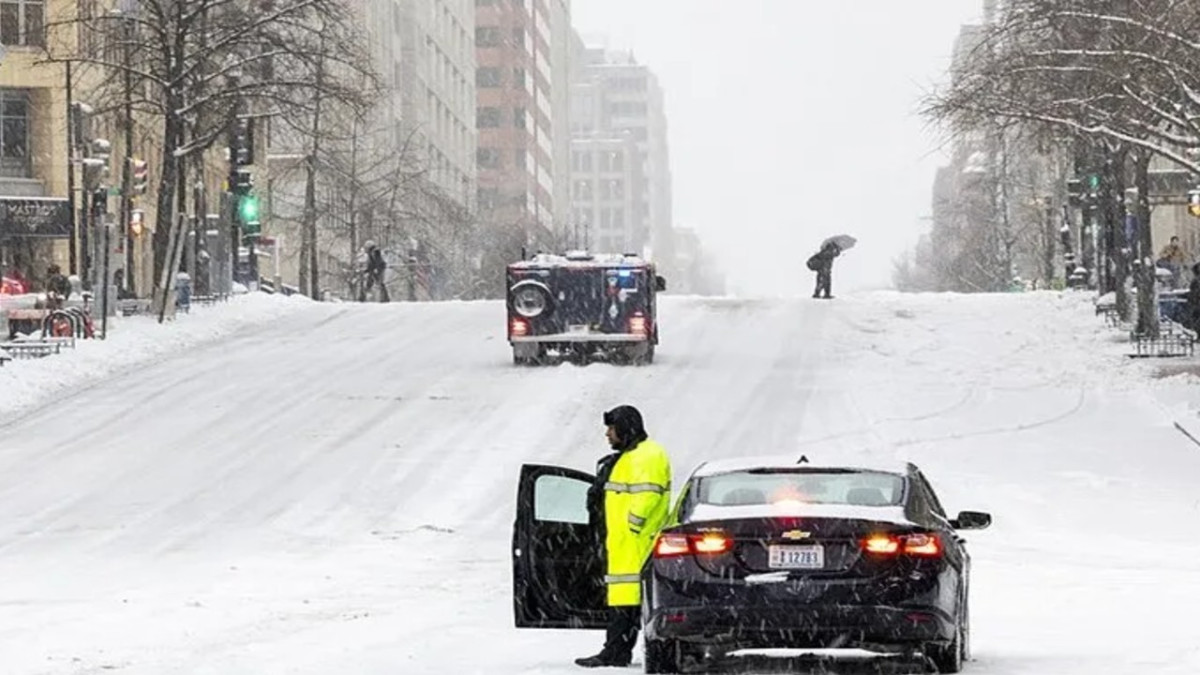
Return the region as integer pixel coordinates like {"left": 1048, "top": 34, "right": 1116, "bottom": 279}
{"left": 360, "top": 241, "right": 390, "bottom": 303}
{"left": 1184, "top": 262, "right": 1200, "bottom": 332}
{"left": 45, "top": 264, "right": 72, "bottom": 309}
{"left": 806, "top": 242, "right": 841, "bottom": 299}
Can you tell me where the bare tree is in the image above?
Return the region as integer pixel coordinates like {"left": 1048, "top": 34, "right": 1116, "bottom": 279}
{"left": 923, "top": 0, "right": 1200, "bottom": 335}
{"left": 45, "top": 0, "right": 376, "bottom": 311}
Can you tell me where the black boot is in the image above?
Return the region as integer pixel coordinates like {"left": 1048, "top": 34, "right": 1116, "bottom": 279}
{"left": 574, "top": 651, "right": 631, "bottom": 668}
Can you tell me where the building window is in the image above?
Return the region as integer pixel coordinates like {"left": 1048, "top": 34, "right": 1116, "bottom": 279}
{"left": 514, "top": 148, "right": 527, "bottom": 169}
{"left": 476, "top": 147, "right": 501, "bottom": 169}
{"left": 612, "top": 209, "right": 625, "bottom": 228}
{"left": 476, "top": 67, "right": 502, "bottom": 88}
{"left": 599, "top": 151, "right": 623, "bottom": 172}
{"left": 512, "top": 67, "right": 526, "bottom": 89}
{"left": 600, "top": 179, "right": 624, "bottom": 200}
{"left": 478, "top": 188, "right": 500, "bottom": 210}
{"left": 572, "top": 180, "right": 593, "bottom": 200}
{"left": 571, "top": 150, "right": 593, "bottom": 172}
{"left": 513, "top": 107, "right": 526, "bottom": 129}
{"left": 511, "top": 27, "right": 524, "bottom": 47}
{"left": 475, "top": 26, "right": 502, "bottom": 47}
{"left": 0, "top": 90, "right": 30, "bottom": 178}
{"left": 476, "top": 106, "right": 502, "bottom": 128}
{"left": 0, "top": 0, "right": 43, "bottom": 48}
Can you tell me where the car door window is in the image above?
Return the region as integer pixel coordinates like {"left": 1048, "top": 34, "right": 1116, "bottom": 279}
{"left": 534, "top": 474, "right": 591, "bottom": 524}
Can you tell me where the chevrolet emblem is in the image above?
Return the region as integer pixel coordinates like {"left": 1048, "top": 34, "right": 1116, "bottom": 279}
{"left": 781, "top": 530, "right": 811, "bottom": 540}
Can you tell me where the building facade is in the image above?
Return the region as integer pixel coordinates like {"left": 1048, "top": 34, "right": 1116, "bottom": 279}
{"left": 568, "top": 132, "right": 640, "bottom": 253}
{"left": 569, "top": 47, "right": 673, "bottom": 264}
{"left": 0, "top": 0, "right": 74, "bottom": 289}
{"left": 474, "top": 0, "right": 563, "bottom": 240}
{"left": 360, "top": 0, "right": 476, "bottom": 205}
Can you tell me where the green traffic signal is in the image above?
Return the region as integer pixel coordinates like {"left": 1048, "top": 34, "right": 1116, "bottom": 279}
{"left": 238, "top": 194, "right": 260, "bottom": 222}
{"left": 1087, "top": 174, "right": 1100, "bottom": 191}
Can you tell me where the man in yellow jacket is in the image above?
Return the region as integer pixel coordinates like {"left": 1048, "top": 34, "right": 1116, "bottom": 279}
{"left": 576, "top": 405, "right": 672, "bottom": 668}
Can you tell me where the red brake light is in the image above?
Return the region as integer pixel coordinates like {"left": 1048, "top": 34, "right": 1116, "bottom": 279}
{"left": 629, "top": 313, "right": 648, "bottom": 335}
{"left": 653, "top": 532, "right": 732, "bottom": 558}
{"left": 693, "top": 533, "right": 732, "bottom": 554}
{"left": 509, "top": 317, "right": 529, "bottom": 337}
{"left": 863, "top": 535, "right": 901, "bottom": 555}
{"left": 903, "top": 533, "right": 941, "bottom": 557}
{"left": 654, "top": 533, "right": 691, "bottom": 557}
{"left": 862, "top": 533, "right": 942, "bottom": 558}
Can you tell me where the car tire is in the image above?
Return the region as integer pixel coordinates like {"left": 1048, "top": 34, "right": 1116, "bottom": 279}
{"left": 643, "top": 638, "right": 680, "bottom": 674}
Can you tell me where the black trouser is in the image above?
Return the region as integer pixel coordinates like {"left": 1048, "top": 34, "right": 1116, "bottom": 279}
{"left": 361, "top": 270, "right": 390, "bottom": 302}
{"left": 814, "top": 266, "right": 832, "bottom": 298}
{"left": 602, "top": 606, "right": 640, "bottom": 659}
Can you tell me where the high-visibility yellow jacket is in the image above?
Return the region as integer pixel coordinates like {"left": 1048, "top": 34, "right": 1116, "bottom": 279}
{"left": 603, "top": 438, "right": 672, "bottom": 606}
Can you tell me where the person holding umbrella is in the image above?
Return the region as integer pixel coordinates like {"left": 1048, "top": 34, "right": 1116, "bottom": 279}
{"left": 806, "top": 235, "right": 855, "bottom": 299}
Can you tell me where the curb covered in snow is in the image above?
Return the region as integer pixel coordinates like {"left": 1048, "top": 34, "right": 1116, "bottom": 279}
{"left": 0, "top": 293, "right": 311, "bottom": 420}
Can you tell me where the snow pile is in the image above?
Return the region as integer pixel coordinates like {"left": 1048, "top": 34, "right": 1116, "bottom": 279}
{"left": 0, "top": 293, "right": 311, "bottom": 418}
{"left": 824, "top": 290, "right": 1160, "bottom": 390}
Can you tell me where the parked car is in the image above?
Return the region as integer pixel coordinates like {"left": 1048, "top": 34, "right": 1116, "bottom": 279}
{"left": 511, "top": 455, "right": 991, "bottom": 673}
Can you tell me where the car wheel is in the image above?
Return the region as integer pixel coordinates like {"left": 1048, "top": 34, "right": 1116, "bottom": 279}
{"left": 643, "top": 638, "right": 680, "bottom": 674}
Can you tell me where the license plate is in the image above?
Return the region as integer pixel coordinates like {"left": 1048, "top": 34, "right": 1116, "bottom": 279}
{"left": 568, "top": 324, "right": 589, "bottom": 333}
{"left": 767, "top": 545, "right": 824, "bottom": 570}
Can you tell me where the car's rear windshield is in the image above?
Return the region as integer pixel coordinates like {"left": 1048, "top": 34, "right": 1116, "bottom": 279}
{"left": 695, "top": 469, "right": 905, "bottom": 507}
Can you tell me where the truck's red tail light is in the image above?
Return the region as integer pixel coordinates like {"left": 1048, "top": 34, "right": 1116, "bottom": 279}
{"left": 509, "top": 317, "right": 529, "bottom": 337}
{"left": 629, "top": 313, "right": 649, "bottom": 335}
{"left": 861, "top": 533, "right": 942, "bottom": 558}
{"left": 654, "top": 532, "right": 732, "bottom": 558}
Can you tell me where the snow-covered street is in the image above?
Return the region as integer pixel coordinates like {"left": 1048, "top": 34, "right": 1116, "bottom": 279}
{"left": 2, "top": 292, "right": 1200, "bottom": 674}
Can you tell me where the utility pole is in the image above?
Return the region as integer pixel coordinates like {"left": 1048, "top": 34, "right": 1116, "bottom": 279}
{"left": 120, "top": 4, "right": 136, "bottom": 296}
{"left": 65, "top": 63, "right": 77, "bottom": 275}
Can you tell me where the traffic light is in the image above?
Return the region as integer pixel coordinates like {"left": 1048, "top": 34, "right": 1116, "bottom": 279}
{"left": 1067, "top": 178, "right": 1083, "bottom": 207}
{"left": 238, "top": 193, "right": 260, "bottom": 225}
{"left": 1189, "top": 188, "right": 1200, "bottom": 218}
{"left": 82, "top": 138, "right": 111, "bottom": 190}
{"left": 230, "top": 117, "right": 253, "bottom": 167}
{"left": 231, "top": 168, "right": 261, "bottom": 235}
{"left": 232, "top": 168, "right": 252, "bottom": 195}
{"left": 130, "top": 158, "right": 148, "bottom": 195}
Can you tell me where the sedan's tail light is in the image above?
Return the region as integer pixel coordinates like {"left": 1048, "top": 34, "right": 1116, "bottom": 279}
{"left": 653, "top": 531, "right": 732, "bottom": 558}
{"left": 654, "top": 534, "right": 691, "bottom": 557}
{"left": 862, "top": 532, "right": 942, "bottom": 558}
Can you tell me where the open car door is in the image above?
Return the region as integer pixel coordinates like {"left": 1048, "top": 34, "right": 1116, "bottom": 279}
{"left": 512, "top": 464, "right": 608, "bottom": 629}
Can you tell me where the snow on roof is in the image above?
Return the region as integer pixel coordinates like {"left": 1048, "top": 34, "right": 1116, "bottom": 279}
{"left": 687, "top": 502, "right": 914, "bottom": 527}
{"left": 689, "top": 454, "right": 914, "bottom": 479}
{"left": 509, "top": 251, "right": 649, "bottom": 268}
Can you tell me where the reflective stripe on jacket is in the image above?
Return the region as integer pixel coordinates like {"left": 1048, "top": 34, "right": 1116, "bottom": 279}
{"left": 604, "top": 438, "right": 671, "bottom": 606}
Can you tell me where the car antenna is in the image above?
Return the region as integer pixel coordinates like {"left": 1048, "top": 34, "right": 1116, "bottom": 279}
{"left": 797, "top": 455, "right": 809, "bottom": 464}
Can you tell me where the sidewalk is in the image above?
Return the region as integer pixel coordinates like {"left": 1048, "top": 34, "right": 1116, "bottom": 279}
{"left": 0, "top": 292, "right": 311, "bottom": 420}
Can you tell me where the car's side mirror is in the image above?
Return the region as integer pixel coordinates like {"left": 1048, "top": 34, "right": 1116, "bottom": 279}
{"left": 950, "top": 510, "right": 992, "bottom": 530}
{"left": 655, "top": 275, "right": 667, "bottom": 292}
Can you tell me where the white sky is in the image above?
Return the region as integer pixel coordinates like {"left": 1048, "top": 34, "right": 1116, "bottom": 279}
{"left": 571, "top": 0, "right": 984, "bottom": 295}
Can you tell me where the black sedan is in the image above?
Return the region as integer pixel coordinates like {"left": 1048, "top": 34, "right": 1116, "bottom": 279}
{"left": 511, "top": 455, "right": 991, "bottom": 674}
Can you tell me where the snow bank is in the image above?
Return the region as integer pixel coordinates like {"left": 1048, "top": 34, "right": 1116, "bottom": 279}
{"left": 0, "top": 293, "right": 311, "bottom": 419}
